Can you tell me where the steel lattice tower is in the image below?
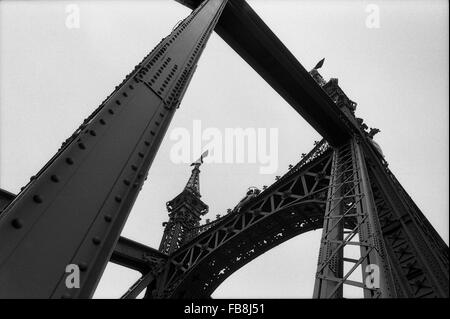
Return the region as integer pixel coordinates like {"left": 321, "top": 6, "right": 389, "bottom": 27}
{"left": 159, "top": 162, "right": 209, "bottom": 255}
{"left": 0, "top": 0, "right": 448, "bottom": 299}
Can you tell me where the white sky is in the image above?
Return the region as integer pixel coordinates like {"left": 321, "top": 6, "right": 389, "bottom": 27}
{"left": 0, "top": 0, "right": 448, "bottom": 298}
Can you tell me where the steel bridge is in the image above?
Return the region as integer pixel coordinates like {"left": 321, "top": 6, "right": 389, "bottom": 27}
{"left": 0, "top": 0, "right": 448, "bottom": 299}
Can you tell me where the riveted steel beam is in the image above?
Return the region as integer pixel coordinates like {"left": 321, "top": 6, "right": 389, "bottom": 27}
{"left": 313, "top": 139, "right": 396, "bottom": 298}
{"left": 0, "top": 0, "right": 228, "bottom": 298}
{"left": 363, "top": 140, "right": 449, "bottom": 298}
{"left": 110, "top": 237, "right": 167, "bottom": 274}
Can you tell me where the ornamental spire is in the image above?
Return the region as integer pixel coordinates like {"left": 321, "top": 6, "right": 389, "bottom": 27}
{"left": 184, "top": 150, "right": 208, "bottom": 197}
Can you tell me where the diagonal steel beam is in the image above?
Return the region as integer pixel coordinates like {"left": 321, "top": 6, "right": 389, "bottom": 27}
{"left": 176, "top": 0, "right": 355, "bottom": 146}
{"left": 121, "top": 272, "right": 156, "bottom": 299}
{"left": 110, "top": 237, "right": 167, "bottom": 274}
{"left": 0, "top": 0, "right": 228, "bottom": 298}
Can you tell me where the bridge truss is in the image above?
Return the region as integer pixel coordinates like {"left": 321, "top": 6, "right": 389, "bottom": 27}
{"left": 0, "top": 0, "right": 447, "bottom": 299}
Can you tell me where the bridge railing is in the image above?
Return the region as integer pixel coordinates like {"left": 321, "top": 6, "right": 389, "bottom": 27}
{"left": 185, "top": 139, "right": 330, "bottom": 240}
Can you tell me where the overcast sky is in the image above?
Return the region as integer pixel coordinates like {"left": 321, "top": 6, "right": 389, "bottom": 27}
{"left": 0, "top": 0, "right": 448, "bottom": 298}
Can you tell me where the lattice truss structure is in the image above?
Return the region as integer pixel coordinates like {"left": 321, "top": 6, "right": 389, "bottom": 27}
{"left": 0, "top": 0, "right": 448, "bottom": 299}
{"left": 314, "top": 140, "right": 390, "bottom": 298}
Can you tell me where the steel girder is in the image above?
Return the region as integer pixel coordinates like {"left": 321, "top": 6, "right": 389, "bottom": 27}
{"left": 3, "top": 193, "right": 165, "bottom": 276}
{"left": 176, "top": 0, "right": 355, "bottom": 146}
{"left": 110, "top": 237, "right": 167, "bottom": 274}
{"left": 116, "top": 0, "right": 449, "bottom": 298}
{"left": 313, "top": 139, "right": 396, "bottom": 298}
{"left": 1, "top": 190, "right": 164, "bottom": 276}
{"left": 0, "top": 0, "right": 447, "bottom": 300}
{"left": 0, "top": 0, "right": 228, "bottom": 298}
{"left": 121, "top": 141, "right": 335, "bottom": 298}
{"left": 126, "top": 136, "right": 448, "bottom": 299}
{"left": 363, "top": 141, "right": 449, "bottom": 298}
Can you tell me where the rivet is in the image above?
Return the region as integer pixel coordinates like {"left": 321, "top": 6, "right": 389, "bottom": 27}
{"left": 150, "top": 131, "right": 155, "bottom": 135}
{"left": 116, "top": 100, "right": 121, "bottom": 105}
{"left": 123, "top": 92, "right": 128, "bottom": 97}
{"left": 79, "top": 262, "right": 88, "bottom": 271}
{"left": 92, "top": 237, "right": 101, "bottom": 245}
{"left": 144, "top": 141, "right": 150, "bottom": 146}
{"left": 11, "top": 218, "right": 23, "bottom": 229}
{"left": 115, "top": 196, "right": 122, "bottom": 203}
{"left": 129, "top": 85, "right": 134, "bottom": 90}
{"left": 78, "top": 143, "right": 86, "bottom": 150}
{"left": 138, "top": 152, "right": 144, "bottom": 158}
{"left": 51, "top": 174, "right": 60, "bottom": 183}
{"left": 33, "top": 195, "right": 43, "bottom": 203}
{"left": 131, "top": 165, "right": 138, "bottom": 171}
{"left": 89, "top": 130, "right": 96, "bottom": 136}
{"left": 66, "top": 158, "right": 74, "bottom": 165}
{"left": 108, "top": 109, "right": 114, "bottom": 114}
{"left": 100, "top": 119, "right": 106, "bottom": 125}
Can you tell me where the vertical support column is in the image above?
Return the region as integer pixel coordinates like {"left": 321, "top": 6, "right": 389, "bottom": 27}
{"left": 0, "top": 0, "right": 228, "bottom": 299}
{"left": 313, "top": 138, "right": 396, "bottom": 298}
{"left": 352, "top": 138, "right": 396, "bottom": 298}
{"left": 313, "top": 146, "right": 345, "bottom": 298}
{"left": 364, "top": 141, "right": 449, "bottom": 297}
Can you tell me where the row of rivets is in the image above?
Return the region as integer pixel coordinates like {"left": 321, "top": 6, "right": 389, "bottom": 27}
{"left": 78, "top": 93, "right": 162, "bottom": 259}
{"left": 49, "top": 75, "right": 138, "bottom": 296}
{"left": 58, "top": 18, "right": 211, "bottom": 295}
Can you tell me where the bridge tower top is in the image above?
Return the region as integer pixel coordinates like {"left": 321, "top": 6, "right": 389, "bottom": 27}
{"left": 184, "top": 162, "right": 202, "bottom": 197}
{"left": 159, "top": 155, "right": 209, "bottom": 254}
{"left": 309, "top": 58, "right": 357, "bottom": 116}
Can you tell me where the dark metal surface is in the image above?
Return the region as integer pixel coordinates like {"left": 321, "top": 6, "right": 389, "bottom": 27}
{"left": 0, "top": 188, "right": 15, "bottom": 211}
{"left": 149, "top": 136, "right": 448, "bottom": 299}
{"left": 0, "top": 0, "right": 228, "bottom": 298}
{"left": 110, "top": 237, "right": 167, "bottom": 274}
{"left": 313, "top": 139, "right": 396, "bottom": 298}
{"left": 0, "top": 0, "right": 447, "bottom": 299}
{"left": 363, "top": 140, "right": 449, "bottom": 297}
